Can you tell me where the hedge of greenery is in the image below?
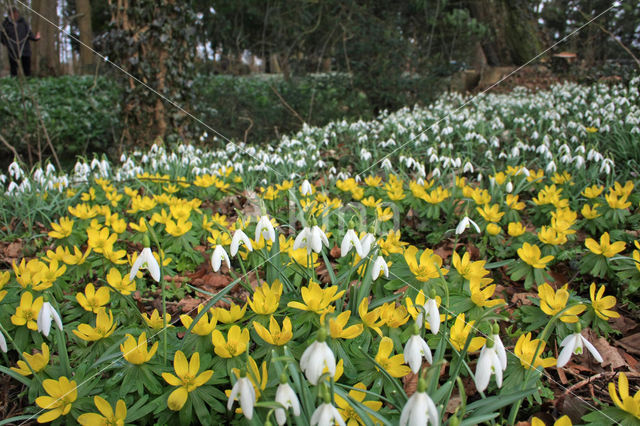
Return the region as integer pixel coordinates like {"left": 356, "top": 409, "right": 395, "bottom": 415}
{"left": 0, "top": 73, "right": 386, "bottom": 171}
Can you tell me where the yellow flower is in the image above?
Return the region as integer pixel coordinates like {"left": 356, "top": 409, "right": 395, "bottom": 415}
{"left": 532, "top": 415, "right": 572, "bottom": 426}
{"left": 106, "top": 268, "right": 135, "bottom": 295}
{"left": 253, "top": 316, "right": 293, "bottom": 346}
{"left": 486, "top": 223, "right": 501, "bottom": 235}
{"left": 538, "top": 226, "right": 567, "bottom": 246}
{"left": 538, "top": 283, "right": 585, "bottom": 323}
{"left": 404, "top": 246, "right": 448, "bottom": 282}
{"left": 469, "top": 187, "right": 491, "bottom": 205}
{"left": 35, "top": 376, "right": 78, "bottom": 423}
{"left": 120, "top": 332, "right": 158, "bottom": 365}
{"left": 11, "top": 291, "right": 44, "bottom": 330}
{"left": 165, "top": 218, "right": 193, "bottom": 237}
{"left": 379, "top": 302, "right": 410, "bottom": 328}
{"left": 180, "top": 305, "right": 217, "bottom": 337}
{"left": 87, "top": 227, "right": 117, "bottom": 254}
{"left": 376, "top": 206, "right": 394, "bottom": 222}
{"left": 590, "top": 283, "right": 619, "bottom": 320}
{"left": 211, "top": 325, "right": 250, "bottom": 358}
{"left": 449, "top": 313, "right": 485, "bottom": 352}
{"left": 78, "top": 396, "right": 127, "bottom": 426}
{"left": 335, "top": 382, "right": 382, "bottom": 425}
{"left": 127, "top": 195, "right": 157, "bottom": 214}
{"left": 68, "top": 203, "right": 99, "bottom": 219}
{"left": 374, "top": 336, "right": 411, "bottom": 378}
{"left": 551, "top": 171, "right": 572, "bottom": 185}
{"left": 508, "top": 222, "right": 527, "bottom": 237}
{"left": 470, "top": 280, "right": 505, "bottom": 308}
{"left": 452, "top": 252, "right": 488, "bottom": 282}
{"left": 162, "top": 351, "right": 214, "bottom": 411}
{"left": 76, "top": 283, "right": 111, "bottom": 313}
{"left": 605, "top": 192, "right": 631, "bottom": 210}
{"left": 515, "top": 332, "right": 555, "bottom": 369}
{"left": 61, "top": 246, "right": 91, "bottom": 265}
{"left": 11, "top": 343, "right": 49, "bottom": 376}
{"left": 48, "top": 216, "right": 74, "bottom": 239}
{"left": 377, "top": 229, "right": 408, "bottom": 256}
{"left": 505, "top": 194, "right": 525, "bottom": 210}
{"left": 609, "top": 372, "right": 640, "bottom": 418}
{"left": 287, "top": 281, "right": 345, "bottom": 315}
{"left": 358, "top": 298, "right": 384, "bottom": 336}
{"left": 476, "top": 203, "right": 505, "bottom": 223}
{"left": 582, "top": 184, "right": 603, "bottom": 199}
{"left": 364, "top": 175, "right": 382, "bottom": 187}
{"left": 585, "top": 232, "right": 626, "bottom": 258}
{"left": 581, "top": 203, "right": 601, "bottom": 219}
{"left": 103, "top": 245, "right": 128, "bottom": 265}
{"left": 362, "top": 196, "right": 382, "bottom": 208}
{"left": 329, "top": 311, "right": 364, "bottom": 339}
{"left": 33, "top": 260, "right": 66, "bottom": 290}
{"left": 422, "top": 186, "right": 449, "bottom": 204}
{"left": 517, "top": 242, "right": 554, "bottom": 269}
{"left": 247, "top": 280, "right": 282, "bottom": 315}
{"left": 492, "top": 172, "right": 507, "bottom": 185}
{"left": 73, "top": 308, "right": 117, "bottom": 341}
{"left": 142, "top": 309, "right": 172, "bottom": 330}
{"left": 214, "top": 303, "right": 247, "bottom": 324}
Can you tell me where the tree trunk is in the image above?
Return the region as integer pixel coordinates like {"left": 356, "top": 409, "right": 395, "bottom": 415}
{"left": 32, "top": 0, "right": 60, "bottom": 75}
{"left": 31, "top": 0, "right": 44, "bottom": 75}
{"left": 468, "top": 0, "right": 542, "bottom": 66}
{"left": 76, "top": 0, "right": 94, "bottom": 72}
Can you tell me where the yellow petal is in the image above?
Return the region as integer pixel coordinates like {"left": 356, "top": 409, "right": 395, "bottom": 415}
{"left": 167, "top": 387, "right": 189, "bottom": 411}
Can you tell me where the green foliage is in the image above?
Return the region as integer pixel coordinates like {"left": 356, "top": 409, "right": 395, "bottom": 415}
{"left": 0, "top": 76, "right": 120, "bottom": 170}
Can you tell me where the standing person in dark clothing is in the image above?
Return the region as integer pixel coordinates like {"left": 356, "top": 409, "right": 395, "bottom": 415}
{"left": 0, "top": 7, "right": 40, "bottom": 77}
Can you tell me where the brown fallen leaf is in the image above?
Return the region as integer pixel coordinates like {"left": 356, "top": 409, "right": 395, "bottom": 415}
{"left": 192, "top": 272, "right": 232, "bottom": 292}
{"left": 616, "top": 333, "right": 640, "bottom": 356}
{"left": 511, "top": 292, "right": 536, "bottom": 306}
{"left": 330, "top": 245, "right": 341, "bottom": 258}
{"left": 6, "top": 241, "right": 23, "bottom": 258}
{"left": 612, "top": 316, "right": 639, "bottom": 335}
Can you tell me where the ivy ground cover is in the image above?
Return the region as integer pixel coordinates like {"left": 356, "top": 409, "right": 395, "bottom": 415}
{"left": 0, "top": 79, "right": 640, "bottom": 425}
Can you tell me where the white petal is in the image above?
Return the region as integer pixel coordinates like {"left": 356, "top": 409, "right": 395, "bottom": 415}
{"left": 239, "top": 378, "right": 256, "bottom": 419}
{"left": 293, "top": 228, "right": 309, "bottom": 251}
{"left": 37, "top": 304, "right": 52, "bottom": 337}
{"left": 129, "top": 251, "right": 146, "bottom": 281}
{"left": 227, "top": 381, "right": 240, "bottom": 410}
{"left": 475, "top": 348, "right": 491, "bottom": 392}
{"left": 557, "top": 339, "right": 575, "bottom": 368}
{"left": 425, "top": 299, "right": 440, "bottom": 335}
{"left": 211, "top": 248, "right": 222, "bottom": 272}
{"left": 0, "top": 329, "right": 7, "bottom": 352}
{"left": 404, "top": 336, "right": 422, "bottom": 373}
{"left": 580, "top": 335, "right": 603, "bottom": 363}
{"left": 493, "top": 335, "right": 507, "bottom": 370}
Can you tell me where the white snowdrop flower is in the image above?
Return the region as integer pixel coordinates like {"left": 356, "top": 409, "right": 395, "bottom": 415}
{"left": 455, "top": 216, "right": 480, "bottom": 236}
{"left": 33, "top": 168, "right": 44, "bottom": 183}
{"left": 341, "top": 229, "right": 363, "bottom": 258}
{"left": 463, "top": 161, "right": 474, "bottom": 174}
{"left": 400, "top": 379, "right": 439, "bottom": 426}
{"left": 311, "top": 403, "right": 345, "bottom": 426}
{"left": 293, "top": 225, "right": 329, "bottom": 255}
{"left": 498, "top": 152, "right": 507, "bottom": 160}
{"left": 560, "top": 154, "right": 572, "bottom": 164}
{"left": 120, "top": 153, "right": 127, "bottom": 162}
{"left": 371, "top": 256, "right": 389, "bottom": 281}
{"left": 0, "top": 328, "right": 7, "bottom": 352}
{"left": 432, "top": 168, "right": 441, "bottom": 178}
{"left": 230, "top": 229, "right": 253, "bottom": 257}
{"left": 255, "top": 215, "right": 276, "bottom": 243}
{"left": 211, "top": 244, "right": 231, "bottom": 272}
{"left": 404, "top": 331, "right": 433, "bottom": 373}
{"left": 300, "top": 339, "right": 336, "bottom": 385}
{"left": 474, "top": 333, "right": 507, "bottom": 392}
{"left": 90, "top": 158, "right": 101, "bottom": 170}
{"left": 227, "top": 375, "right": 256, "bottom": 420}
{"left": 45, "top": 163, "right": 56, "bottom": 176}
{"left": 557, "top": 332, "right": 602, "bottom": 368}
{"left": 505, "top": 181, "right": 513, "bottom": 193}
{"left": 429, "top": 153, "right": 439, "bottom": 164}
{"left": 545, "top": 161, "right": 557, "bottom": 173}
{"left": 574, "top": 155, "right": 585, "bottom": 169}
{"left": 37, "top": 302, "right": 63, "bottom": 338}
{"left": 275, "top": 382, "right": 301, "bottom": 425}
{"left": 300, "top": 179, "right": 314, "bottom": 196}
{"left": 130, "top": 247, "right": 161, "bottom": 282}
{"left": 600, "top": 158, "right": 613, "bottom": 175}
{"left": 360, "top": 148, "right": 372, "bottom": 161}
{"left": 359, "top": 233, "right": 376, "bottom": 258}
{"left": 8, "top": 161, "right": 23, "bottom": 180}
{"left": 381, "top": 158, "right": 393, "bottom": 171}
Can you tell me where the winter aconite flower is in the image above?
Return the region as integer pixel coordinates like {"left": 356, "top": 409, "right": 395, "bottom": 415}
{"left": 73, "top": 308, "right": 117, "bottom": 341}
{"left": 517, "top": 242, "right": 554, "bottom": 269}
{"left": 404, "top": 246, "right": 448, "bottom": 282}
{"left": 211, "top": 325, "right": 250, "bottom": 358}
{"left": 247, "top": 280, "right": 282, "bottom": 315}
{"left": 120, "top": 332, "right": 158, "bottom": 365}
{"left": 254, "top": 316, "right": 293, "bottom": 346}
{"left": 449, "top": 313, "right": 485, "bottom": 352}
{"left": 11, "top": 343, "right": 49, "bottom": 376}
{"left": 590, "top": 283, "right": 620, "bottom": 320}
{"left": 329, "top": 311, "right": 363, "bottom": 340}
{"left": 77, "top": 396, "right": 127, "bottom": 426}
{"left": 162, "top": 351, "right": 214, "bottom": 411}
{"left": 585, "top": 232, "right": 626, "bottom": 258}
{"left": 335, "top": 382, "right": 382, "bottom": 425}
{"left": 538, "top": 283, "right": 585, "bottom": 323}
{"left": 76, "top": 283, "right": 111, "bottom": 313}
{"left": 609, "top": 372, "right": 640, "bottom": 418}
{"left": 12, "top": 291, "right": 44, "bottom": 331}
{"left": 287, "top": 281, "right": 344, "bottom": 315}
{"left": 375, "top": 336, "right": 411, "bottom": 378}
{"left": 514, "top": 332, "right": 556, "bottom": 370}
{"left": 35, "top": 376, "right": 78, "bottom": 423}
